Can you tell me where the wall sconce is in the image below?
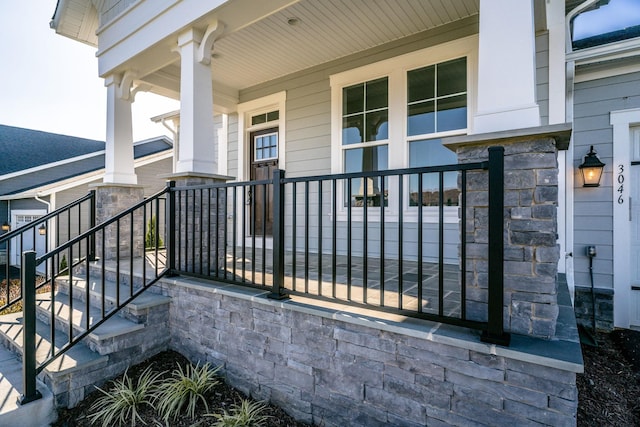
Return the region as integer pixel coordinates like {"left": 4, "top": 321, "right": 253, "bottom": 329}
{"left": 579, "top": 145, "right": 605, "bottom": 187}
{"left": 38, "top": 224, "right": 47, "bottom": 236}
{"left": 1, "top": 221, "right": 9, "bottom": 232}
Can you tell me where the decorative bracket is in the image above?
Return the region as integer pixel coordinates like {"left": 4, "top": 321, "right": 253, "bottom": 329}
{"left": 197, "top": 19, "right": 226, "bottom": 65}
{"left": 117, "top": 70, "right": 138, "bottom": 101}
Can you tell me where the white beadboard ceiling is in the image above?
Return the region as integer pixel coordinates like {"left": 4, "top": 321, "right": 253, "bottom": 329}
{"left": 208, "top": 0, "right": 479, "bottom": 90}
{"left": 144, "top": 0, "right": 479, "bottom": 98}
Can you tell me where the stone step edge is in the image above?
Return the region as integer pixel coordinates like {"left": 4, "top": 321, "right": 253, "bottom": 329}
{"left": 0, "top": 312, "right": 109, "bottom": 378}
{"left": 35, "top": 292, "right": 145, "bottom": 342}
{"left": 54, "top": 276, "right": 171, "bottom": 312}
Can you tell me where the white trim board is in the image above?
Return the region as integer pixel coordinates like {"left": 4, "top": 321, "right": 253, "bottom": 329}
{"left": 611, "top": 107, "right": 640, "bottom": 328}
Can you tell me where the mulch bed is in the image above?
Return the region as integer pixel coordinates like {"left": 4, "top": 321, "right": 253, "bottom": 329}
{"left": 52, "top": 350, "right": 308, "bottom": 427}
{"left": 50, "top": 329, "right": 640, "bottom": 426}
{"left": 577, "top": 329, "right": 640, "bottom": 426}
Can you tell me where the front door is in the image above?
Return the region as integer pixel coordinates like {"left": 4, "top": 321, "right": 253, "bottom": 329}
{"left": 630, "top": 127, "right": 640, "bottom": 327}
{"left": 250, "top": 128, "right": 278, "bottom": 236}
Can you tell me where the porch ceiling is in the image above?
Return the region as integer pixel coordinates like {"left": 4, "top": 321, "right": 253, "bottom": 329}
{"left": 136, "top": 0, "right": 479, "bottom": 101}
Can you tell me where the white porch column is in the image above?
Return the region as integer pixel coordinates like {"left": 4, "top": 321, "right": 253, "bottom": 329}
{"left": 473, "top": 0, "right": 540, "bottom": 133}
{"left": 176, "top": 28, "right": 217, "bottom": 174}
{"left": 104, "top": 74, "right": 137, "bottom": 184}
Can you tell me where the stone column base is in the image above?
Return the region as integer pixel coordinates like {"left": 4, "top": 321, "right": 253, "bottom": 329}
{"left": 91, "top": 183, "right": 145, "bottom": 261}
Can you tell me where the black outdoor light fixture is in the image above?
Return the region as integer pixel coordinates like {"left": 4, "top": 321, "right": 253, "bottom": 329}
{"left": 38, "top": 223, "right": 46, "bottom": 235}
{"left": 1, "top": 221, "right": 9, "bottom": 232}
{"left": 579, "top": 145, "right": 605, "bottom": 187}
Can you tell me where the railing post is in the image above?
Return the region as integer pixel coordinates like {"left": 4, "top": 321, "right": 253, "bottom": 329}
{"left": 481, "top": 146, "right": 510, "bottom": 346}
{"left": 269, "top": 169, "right": 289, "bottom": 300}
{"left": 89, "top": 190, "right": 96, "bottom": 261}
{"left": 19, "top": 251, "right": 42, "bottom": 405}
{"left": 165, "top": 181, "right": 178, "bottom": 276}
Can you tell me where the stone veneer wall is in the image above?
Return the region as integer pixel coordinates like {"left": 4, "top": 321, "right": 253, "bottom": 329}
{"left": 574, "top": 286, "right": 614, "bottom": 332}
{"left": 93, "top": 184, "right": 145, "bottom": 260}
{"left": 155, "top": 277, "right": 580, "bottom": 426}
{"left": 449, "top": 129, "right": 568, "bottom": 339}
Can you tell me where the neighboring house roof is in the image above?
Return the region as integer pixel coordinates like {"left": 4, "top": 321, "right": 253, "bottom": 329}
{"left": 0, "top": 125, "right": 105, "bottom": 176}
{"left": 0, "top": 124, "right": 173, "bottom": 197}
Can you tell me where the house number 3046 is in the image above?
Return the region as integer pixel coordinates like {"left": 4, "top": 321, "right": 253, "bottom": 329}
{"left": 617, "top": 164, "right": 624, "bottom": 204}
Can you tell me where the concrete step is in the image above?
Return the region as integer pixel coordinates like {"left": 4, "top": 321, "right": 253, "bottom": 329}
{"left": 0, "top": 312, "right": 109, "bottom": 377}
{"left": 35, "top": 291, "right": 145, "bottom": 355}
{"left": 0, "top": 346, "right": 57, "bottom": 427}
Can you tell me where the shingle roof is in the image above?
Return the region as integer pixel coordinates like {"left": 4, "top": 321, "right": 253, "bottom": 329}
{"left": 0, "top": 124, "right": 173, "bottom": 196}
{"left": 0, "top": 124, "right": 106, "bottom": 175}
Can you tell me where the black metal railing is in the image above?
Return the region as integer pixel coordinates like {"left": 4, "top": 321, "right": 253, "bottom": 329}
{"left": 0, "top": 191, "right": 95, "bottom": 313}
{"left": 19, "top": 187, "right": 169, "bottom": 403}
{"left": 169, "top": 147, "right": 507, "bottom": 345}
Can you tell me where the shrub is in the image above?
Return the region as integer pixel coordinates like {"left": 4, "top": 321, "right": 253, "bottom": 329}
{"left": 210, "top": 399, "right": 272, "bottom": 427}
{"left": 59, "top": 254, "right": 68, "bottom": 272}
{"left": 88, "top": 365, "right": 163, "bottom": 427}
{"left": 145, "top": 216, "right": 163, "bottom": 249}
{"left": 155, "top": 362, "right": 220, "bottom": 422}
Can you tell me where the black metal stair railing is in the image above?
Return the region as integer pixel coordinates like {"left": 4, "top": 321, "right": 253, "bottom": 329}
{"left": 0, "top": 191, "right": 96, "bottom": 314}
{"left": 19, "top": 185, "right": 170, "bottom": 404}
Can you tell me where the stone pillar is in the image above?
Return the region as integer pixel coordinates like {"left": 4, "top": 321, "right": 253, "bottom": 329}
{"left": 104, "top": 74, "right": 137, "bottom": 185}
{"left": 445, "top": 124, "right": 571, "bottom": 339}
{"left": 176, "top": 28, "right": 217, "bottom": 175}
{"left": 167, "top": 173, "right": 233, "bottom": 275}
{"left": 474, "top": 0, "right": 540, "bottom": 133}
{"left": 93, "top": 184, "right": 145, "bottom": 260}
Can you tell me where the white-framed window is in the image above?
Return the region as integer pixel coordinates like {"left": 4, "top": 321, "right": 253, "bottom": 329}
{"left": 330, "top": 36, "right": 477, "bottom": 220}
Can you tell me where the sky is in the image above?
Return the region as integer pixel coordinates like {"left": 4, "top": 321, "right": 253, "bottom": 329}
{"left": 573, "top": 0, "right": 640, "bottom": 40}
{"left": 0, "top": 1, "right": 178, "bottom": 142}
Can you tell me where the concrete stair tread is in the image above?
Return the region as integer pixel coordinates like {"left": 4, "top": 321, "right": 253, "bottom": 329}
{"left": 35, "top": 291, "right": 145, "bottom": 340}
{"left": 56, "top": 275, "right": 170, "bottom": 310}
{"left": 0, "top": 346, "right": 56, "bottom": 426}
{"left": 0, "top": 311, "right": 108, "bottom": 375}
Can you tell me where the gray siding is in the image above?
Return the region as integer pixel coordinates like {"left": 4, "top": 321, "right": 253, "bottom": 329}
{"left": 573, "top": 71, "right": 640, "bottom": 290}
{"left": 535, "top": 31, "right": 549, "bottom": 126}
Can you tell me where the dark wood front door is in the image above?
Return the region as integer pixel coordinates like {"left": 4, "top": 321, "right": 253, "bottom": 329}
{"left": 250, "top": 128, "right": 278, "bottom": 236}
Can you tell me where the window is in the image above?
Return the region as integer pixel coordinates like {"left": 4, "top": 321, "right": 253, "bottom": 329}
{"left": 330, "top": 36, "right": 476, "bottom": 217}
{"left": 342, "top": 78, "right": 389, "bottom": 144}
{"left": 342, "top": 77, "right": 389, "bottom": 206}
{"left": 407, "top": 57, "right": 466, "bottom": 207}
{"left": 251, "top": 110, "right": 279, "bottom": 126}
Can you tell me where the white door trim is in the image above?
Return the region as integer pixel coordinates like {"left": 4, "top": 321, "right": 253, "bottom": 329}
{"left": 611, "top": 107, "right": 640, "bottom": 328}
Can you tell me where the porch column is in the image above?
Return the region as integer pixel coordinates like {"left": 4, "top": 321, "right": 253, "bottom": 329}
{"left": 176, "top": 28, "right": 217, "bottom": 175}
{"left": 473, "top": 0, "right": 540, "bottom": 133}
{"left": 104, "top": 74, "right": 137, "bottom": 184}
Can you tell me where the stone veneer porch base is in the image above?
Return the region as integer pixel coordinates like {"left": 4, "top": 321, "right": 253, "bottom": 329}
{"left": 152, "top": 273, "right": 582, "bottom": 427}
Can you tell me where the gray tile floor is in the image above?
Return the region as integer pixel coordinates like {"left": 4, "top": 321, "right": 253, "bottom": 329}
{"left": 216, "top": 248, "right": 464, "bottom": 318}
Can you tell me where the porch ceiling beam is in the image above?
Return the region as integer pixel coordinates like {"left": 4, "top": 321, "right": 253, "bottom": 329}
{"left": 96, "top": 0, "right": 301, "bottom": 78}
